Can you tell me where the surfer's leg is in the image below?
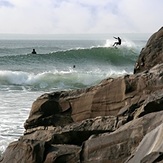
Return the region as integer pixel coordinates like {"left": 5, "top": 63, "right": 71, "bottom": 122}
{"left": 113, "top": 42, "right": 118, "bottom": 47}
{"left": 113, "top": 42, "right": 117, "bottom": 46}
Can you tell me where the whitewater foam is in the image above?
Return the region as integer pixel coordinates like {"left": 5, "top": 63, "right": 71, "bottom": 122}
{"left": 104, "top": 38, "right": 138, "bottom": 48}
{"left": 0, "top": 66, "right": 131, "bottom": 92}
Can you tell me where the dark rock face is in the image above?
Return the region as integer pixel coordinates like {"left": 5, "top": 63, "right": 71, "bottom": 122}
{"left": 134, "top": 27, "right": 163, "bottom": 74}
{"left": 1, "top": 27, "right": 163, "bottom": 163}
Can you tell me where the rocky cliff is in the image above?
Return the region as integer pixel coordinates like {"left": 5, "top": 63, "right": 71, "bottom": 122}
{"left": 134, "top": 27, "right": 163, "bottom": 74}
{"left": 1, "top": 27, "right": 163, "bottom": 163}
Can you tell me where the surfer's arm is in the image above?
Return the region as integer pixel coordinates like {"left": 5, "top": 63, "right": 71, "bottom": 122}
{"left": 113, "top": 37, "right": 117, "bottom": 39}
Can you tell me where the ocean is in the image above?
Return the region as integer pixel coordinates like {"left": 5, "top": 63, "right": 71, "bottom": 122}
{"left": 0, "top": 33, "right": 150, "bottom": 152}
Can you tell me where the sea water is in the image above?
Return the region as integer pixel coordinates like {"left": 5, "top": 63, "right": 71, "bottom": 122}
{"left": 0, "top": 33, "right": 151, "bottom": 152}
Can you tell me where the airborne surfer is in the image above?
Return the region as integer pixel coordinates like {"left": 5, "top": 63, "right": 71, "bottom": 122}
{"left": 113, "top": 37, "right": 121, "bottom": 47}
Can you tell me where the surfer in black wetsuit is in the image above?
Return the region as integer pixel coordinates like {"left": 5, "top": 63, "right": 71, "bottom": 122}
{"left": 31, "top": 49, "right": 37, "bottom": 54}
{"left": 113, "top": 37, "right": 121, "bottom": 47}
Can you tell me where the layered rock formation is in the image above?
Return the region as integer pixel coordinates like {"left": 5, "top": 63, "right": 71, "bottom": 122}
{"left": 1, "top": 27, "right": 163, "bottom": 163}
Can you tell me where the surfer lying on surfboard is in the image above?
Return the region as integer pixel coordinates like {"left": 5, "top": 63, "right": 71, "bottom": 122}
{"left": 113, "top": 37, "right": 121, "bottom": 47}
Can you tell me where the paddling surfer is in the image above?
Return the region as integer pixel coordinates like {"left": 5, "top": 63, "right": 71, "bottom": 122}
{"left": 31, "top": 49, "right": 37, "bottom": 54}
{"left": 113, "top": 37, "right": 121, "bottom": 47}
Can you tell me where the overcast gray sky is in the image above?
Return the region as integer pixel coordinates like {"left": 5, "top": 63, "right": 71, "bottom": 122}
{"left": 0, "top": 0, "right": 162, "bottom": 34}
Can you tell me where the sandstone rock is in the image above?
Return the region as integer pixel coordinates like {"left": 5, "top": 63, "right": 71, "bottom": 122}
{"left": 134, "top": 27, "right": 163, "bottom": 74}
{"left": 24, "top": 91, "right": 73, "bottom": 129}
{"left": 0, "top": 116, "right": 118, "bottom": 163}
{"left": 0, "top": 139, "right": 45, "bottom": 163}
{"left": 23, "top": 116, "right": 117, "bottom": 145}
{"left": 0, "top": 140, "right": 81, "bottom": 163}
{"left": 81, "top": 111, "right": 163, "bottom": 163}
{"left": 44, "top": 144, "right": 81, "bottom": 163}
{"left": 126, "top": 122, "right": 163, "bottom": 163}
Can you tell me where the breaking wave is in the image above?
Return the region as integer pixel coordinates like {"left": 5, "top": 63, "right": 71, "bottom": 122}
{"left": 0, "top": 39, "right": 139, "bottom": 91}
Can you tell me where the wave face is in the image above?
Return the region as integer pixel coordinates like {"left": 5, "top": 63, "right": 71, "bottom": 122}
{"left": 0, "top": 42, "right": 139, "bottom": 91}
{"left": 0, "top": 46, "right": 137, "bottom": 65}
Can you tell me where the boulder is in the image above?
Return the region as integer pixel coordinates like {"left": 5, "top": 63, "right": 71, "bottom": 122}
{"left": 0, "top": 140, "right": 81, "bottom": 163}
{"left": 81, "top": 111, "right": 163, "bottom": 163}
{"left": 24, "top": 92, "right": 74, "bottom": 129}
{"left": 126, "top": 122, "right": 163, "bottom": 163}
{"left": 0, "top": 139, "right": 45, "bottom": 163}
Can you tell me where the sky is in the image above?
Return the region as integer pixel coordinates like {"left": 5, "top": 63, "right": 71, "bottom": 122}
{"left": 0, "top": 0, "right": 162, "bottom": 34}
